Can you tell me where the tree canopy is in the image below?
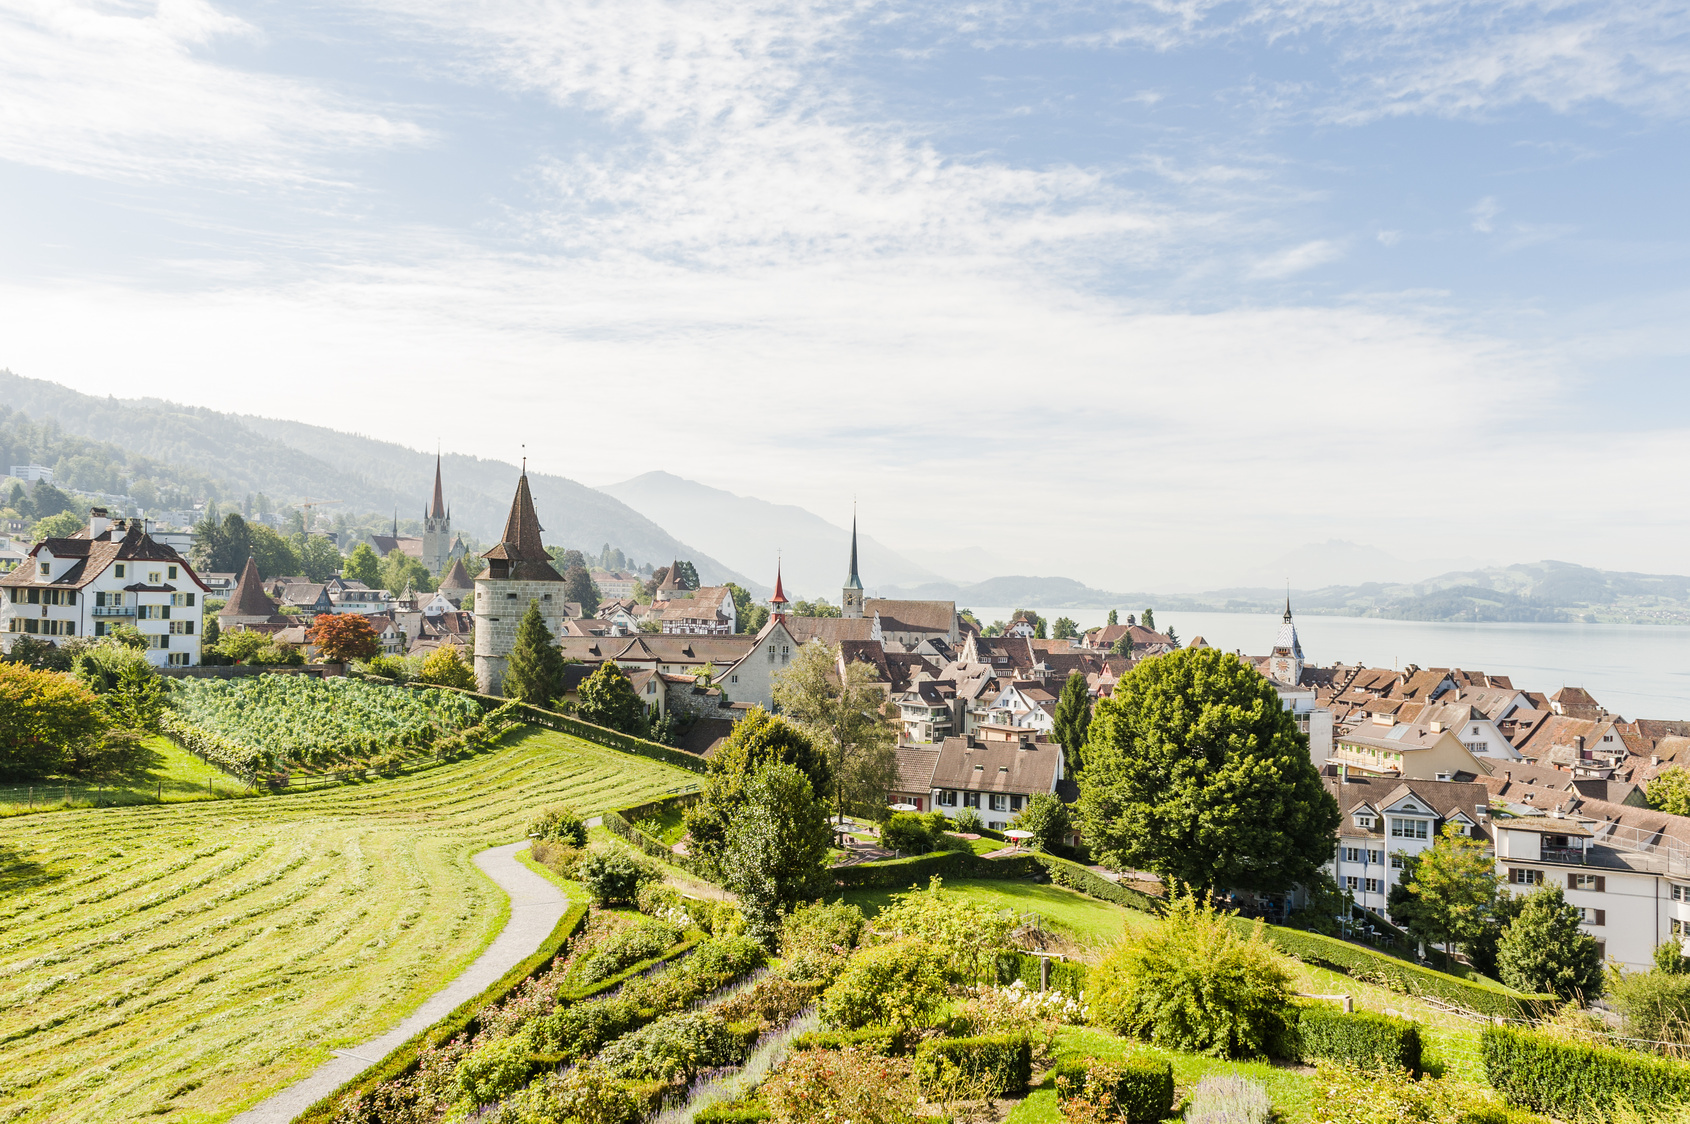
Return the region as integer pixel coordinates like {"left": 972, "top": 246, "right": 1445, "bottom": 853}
{"left": 1496, "top": 885, "right": 1603, "bottom": 999}
{"left": 1076, "top": 646, "right": 1338, "bottom": 893}
{"left": 1051, "top": 670, "right": 1092, "bottom": 770}
{"left": 417, "top": 646, "right": 476, "bottom": 691}
{"left": 720, "top": 761, "right": 834, "bottom": 946}
{"left": 575, "top": 661, "right": 648, "bottom": 736}
{"left": 0, "top": 663, "right": 110, "bottom": 780}
{"left": 1403, "top": 823, "right": 1499, "bottom": 957}
{"left": 563, "top": 565, "right": 600, "bottom": 617}
{"left": 1650, "top": 766, "right": 1690, "bottom": 816}
{"left": 502, "top": 600, "right": 565, "bottom": 704}
{"left": 773, "top": 640, "right": 898, "bottom": 822}
{"left": 308, "top": 613, "right": 381, "bottom": 663}
{"left": 343, "top": 543, "right": 381, "bottom": 587}
{"left": 686, "top": 707, "right": 830, "bottom": 871}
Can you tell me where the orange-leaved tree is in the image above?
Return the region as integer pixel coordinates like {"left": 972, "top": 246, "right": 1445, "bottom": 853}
{"left": 307, "top": 613, "right": 381, "bottom": 663}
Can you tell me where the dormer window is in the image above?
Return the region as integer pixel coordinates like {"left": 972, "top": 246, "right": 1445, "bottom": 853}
{"left": 39, "top": 563, "right": 49, "bottom": 578}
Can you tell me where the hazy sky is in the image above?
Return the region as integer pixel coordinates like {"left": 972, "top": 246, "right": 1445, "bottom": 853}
{"left": 2, "top": 0, "right": 1688, "bottom": 591}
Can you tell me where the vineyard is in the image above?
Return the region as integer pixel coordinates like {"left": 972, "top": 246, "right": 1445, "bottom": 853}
{"left": 164, "top": 677, "right": 487, "bottom": 774}
{"left": 0, "top": 727, "right": 692, "bottom": 1124}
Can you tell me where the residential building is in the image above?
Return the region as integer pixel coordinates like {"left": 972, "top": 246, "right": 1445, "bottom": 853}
{"left": 892, "top": 744, "right": 942, "bottom": 812}
{"left": 592, "top": 570, "right": 641, "bottom": 600}
{"left": 0, "top": 509, "right": 208, "bottom": 667}
{"left": 473, "top": 471, "right": 568, "bottom": 695}
{"left": 201, "top": 571, "right": 238, "bottom": 601}
{"left": 927, "top": 727, "right": 1066, "bottom": 831}
{"left": 0, "top": 534, "right": 25, "bottom": 575}
{"left": 1331, "top": 716, "right": 1494, "bottom": 781}
{"left": 9, "top": 464, "right": 53, "bottom": 483}
{"left": 1324, "top": 774, "right": 1491, "bottom": 916}
{"left": 659, "top": 586, "right": 737, "bottom": 635}
{"left": 985, "top": 680, "right": 1058, "bottom": 732}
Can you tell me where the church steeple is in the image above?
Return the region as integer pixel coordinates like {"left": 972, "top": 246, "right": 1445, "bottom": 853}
{"left": 1269, "top": 594, "right": 1305, "bottom": 685}
{"left": 430, "top": 454, "right": 446, "bottom": 519}
{"left": 842, "top": 507, "right": 864, "bottom": 619}
{"left": 770, "top": 559, "right": 789, "bottom": 622}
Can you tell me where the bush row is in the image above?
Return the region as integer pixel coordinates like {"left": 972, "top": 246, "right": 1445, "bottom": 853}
{"left": 1052, "top": 1055, "right": 1175, "bottom": 1123}
{"left": 1295, "top": 1005, "right": 1422, "bottom": 1074}
{"left": 913, "top": 1033, "right": 1032, "bottom": 1097}
{"left": 1032, "top": 853, "right": 1164, "bottom": 915}
{"left": 1482, "top": 1025, "right": 1690, "bottom": 1122}
{"left": 299, "top": 901, "right": 592, "bottom": 1124}
{"left": 994, "top": 950, "right": 1089, "bottom": 1000}
{"left": 1246, "top": 922, "right": 1548, "bottom": 1020}
{"left": 601, "top": 806, "right": 713, "bottom": 881}
{"left": 557, "top": 933, "right": 703, "bottom": 1004}
{"left": 158, "top": 711, "right": 270, "bottom": 778}
{"left": 832, "top": 849, "right": 1041, "bottom": 889}
{"left": 791, "top": 1025, "right": 910, "bottom": 1056}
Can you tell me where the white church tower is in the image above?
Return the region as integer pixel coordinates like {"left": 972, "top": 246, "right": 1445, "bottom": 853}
{"left": 1268, "top": 598, "right": 1305, "bottom": 686}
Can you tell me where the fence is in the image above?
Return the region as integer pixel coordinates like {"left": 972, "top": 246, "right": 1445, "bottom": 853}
{"left": 0, "top": 776, "right": 244, "bottom": 812}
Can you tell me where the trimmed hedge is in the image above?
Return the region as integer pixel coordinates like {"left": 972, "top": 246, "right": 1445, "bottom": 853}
{"left": 995, "top": 950, "right": 1089, "bottom": 999}
{"left": 694, "top": 1101, "right": 772, "bottom": 1123}
{"left": 296, "top": 900, "right": 592, "bottom": 1123}
{"left": 1297, "top": 1005, "right": 1422, "bottom": 1073}
{"left": 1032, "top": 853, "right": 1164, "bottom": 915}
{"left": 1052, "top": 1055, "right": 1175, "bottom": 1123}
{"left": 601, "top": 806, "right": 714, "bottom": 881}
{"left": 915, "top": 1034, "right": 1032, "bottom": 1097}
{"left": 832, "top": 849, "right": 1041, "bottom": 889}
{"left": 1483, "top": 1025, "right": 1690, "bottom": 1122}
{"left": 556, "top": 933, "right": 703, "bottom": 1003}
{"left": 791, "top": 1025, "right": 910, "bottom": 1056}
{"left": 1247, "top": 922, "right": 1549, "bottom": 1020}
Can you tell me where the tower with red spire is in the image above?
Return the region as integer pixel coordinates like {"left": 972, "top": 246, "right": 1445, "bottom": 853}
{"left": 770, "top": 559, "right": 790, "bottom": 622}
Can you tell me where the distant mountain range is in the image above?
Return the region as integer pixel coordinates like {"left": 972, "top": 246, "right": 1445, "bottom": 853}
{"left": 0, "top": 371, "right": 752, "bottom": 588}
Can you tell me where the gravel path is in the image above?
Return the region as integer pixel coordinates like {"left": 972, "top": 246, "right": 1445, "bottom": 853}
{"left": 228, "top": 841, "right": 566, "bottom": 1124}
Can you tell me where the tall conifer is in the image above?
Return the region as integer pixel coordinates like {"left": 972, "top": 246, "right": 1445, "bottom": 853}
{"left": 503, "top": 600, "right": 564, "bottom": 703}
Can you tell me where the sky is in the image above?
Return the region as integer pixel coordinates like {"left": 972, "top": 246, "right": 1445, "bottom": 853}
{"left": 2, "top": 0, "right": 1689, "bottom": 592}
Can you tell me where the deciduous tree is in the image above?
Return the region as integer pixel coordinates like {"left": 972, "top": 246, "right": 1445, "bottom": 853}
{"left": 344, "top": 542, "right": 381, "bottom": 586}
{"left": 1650, "top": 766, "right": 1690, "bottom": 816}
{"left": 575, "top": 661, "right": 647, "bottom": 735}
{"left": 1141, "top": 608, "right": 1155, "bottom": 631}
{"left": 563, "top": 564, "right": 600, "bottom": 617}
{"left": 292, "top": 533, "right": 343, "bottom": 583}
{"left": 31, "top": 510, "right": 83, "bottom": 540}
{"left": 1107, "top": 609, "right": 1118, "bottom": 626}
{"left": 249, "top": 524, "right": 301, "bottom": 581}
{"left": 503, "top": 600, "right": 566, "bottom": 704}
{"left": 721, "top": 761, "right": 833, "bottom": 945}
{"left": 0, "top": 663, "right": 108, "bottom": 779}
{"left": 1010, "top": 792, "right": 1071, "bottom": 853}
{"left": 308, "top": 613, "right": 381, "bottom": 663}
{"left": 1076, "top": 646, "right": 1338, "bottom": 893}
{"left": 686, "top": 706, "right": 830, "bottom": 871}
{"left": 418, "top": 645, "right": 476, "bottom": 690}
{"left": 1496, "top": 885, "right": 1603, "bottom": 999}
{"left": 773, "top": 640, "right": 898, "bottom": 823}
{"left": 1403, "top": 823, "right": 1500, "bottom": 958}
{"left": 1052, "top": 616, "right": 1078, "bottom": 640}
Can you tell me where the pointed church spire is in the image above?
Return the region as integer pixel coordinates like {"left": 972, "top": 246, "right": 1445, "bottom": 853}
{"left": 391, "top": 509, "right": 398, "bottom": 537}
{"left": 842, "top": 505, "right": 864, "bottom": 618}
{"left": 844, "top": 507, "right": 863, "bottom": 591}
{"left": 430, "top": 453, "right": 446, "bottom": 519}
{"left": 770, "top": 558, "right": 789, "bottom": 620}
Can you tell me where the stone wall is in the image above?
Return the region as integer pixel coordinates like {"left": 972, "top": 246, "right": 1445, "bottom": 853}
{"left": 473, "top": 577, "right": 569, "bottom": 695}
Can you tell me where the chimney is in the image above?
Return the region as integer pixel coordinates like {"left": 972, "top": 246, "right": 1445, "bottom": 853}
{"left": 1653, "top": 755, "right": 1662, "bottom": 767}
{"left": 88, "top": 507, "right": 110, "bottom": 539}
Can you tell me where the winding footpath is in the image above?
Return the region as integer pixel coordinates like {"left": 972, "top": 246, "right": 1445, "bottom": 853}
{"left": 229, "top": 842, "right": 567, "bottom": 1124}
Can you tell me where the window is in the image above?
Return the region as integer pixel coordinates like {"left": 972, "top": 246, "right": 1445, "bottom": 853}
{"left": 1345, "top": 876, "right": 1359, "bottom": 890}
{"left": 1571, "top": 874, "right": 1605, "bottom": 892}
{"left": 1011, "top": 795, "right": 1024, "bottom": 812}
{"left": 114, "top": 564, "right": 125, "bottom": 578}
{"left": 1344, "top": 847, "right": 1362, "bottom": 863}
{"left": 168, "top": 565, "right": 178, "bottom": 580}
{"left": 731, "top": 675, "right": 738, "bottom": 683}
{"left": 167, "top": 652, "right": 190, "bottom": 666}
{"left": 137, "top": 605, "right": 171, "bottom": 621}
{"left": 1578, "top": 908, "right": 1606, "bottom": 926}
{"left": 938, "top": 790, "right": 957, "bottom": 807}
{"left": 170, "top": 593, "right": 195, "bottom": 607}
{"left": 1365, "top": 878, "right": 1381, "bottom": 893}
{"left": 990, "top": 794, "right": 1008, "bottom": 811}
{"left": 39, "top": 563, "right": 49, "bottom": 577}
{"left": 168, "top": 620, "right": 195, "bottom": 635}
{"left": 1368, "top": 849, "right": 1383, "bottom": 864}
{"left": 148, "top": 571, "right": 161, "bottom": 584}
{"left": 1355, "top": 816, "right": 1375, "bottom": 830}
{"left": 1390, "top": 854, "right": 1404, "bottom": 869}
{"left": 1509, "top": 868, "right": 1544, "bottom": 885}
{"left": 964, "top": 792, "right": 980, "bottom": 808}
{"left": 147, "top": 634, "right": 169, "bottom": 649}
{"left": 1673, "top": 885, "right": 1690, "bottom": 903}
{"left": 1674, "top": 919, "right": 1688, "bottom": 938}
{"left": 1390, "top": 818, "right": 1429, "bottom": 840}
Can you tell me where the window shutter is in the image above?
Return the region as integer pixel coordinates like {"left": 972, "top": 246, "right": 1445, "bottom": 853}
{"left": 1596, "top": 876, "right": 1606, "bottom": 892}
{"left": 1567, "top": 873, "right": 1577, "bottom": 890}
{"left": 1594, "top": 909, "right": 1606, "bottom": 926}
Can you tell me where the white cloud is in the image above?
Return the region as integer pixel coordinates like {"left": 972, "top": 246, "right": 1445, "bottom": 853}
{"left": 0, "top": 0, "right": 427, "bottom": 185}
{"left": 1248, "top": 239, "right": 1344, "bottom": 278}
{"left": 1470, "top": 195, "right": 1501, "bottom": 232}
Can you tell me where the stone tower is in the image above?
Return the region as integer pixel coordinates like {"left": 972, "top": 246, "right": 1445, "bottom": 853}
{"left": 1268, "top": 598, "right": 1305, "bottom": 686}
{"left": 474, "top": 471, "right": 567, "bottom": 695}
{"left": 421, "top": 455, "right": 451, "bottom": 576}
{"left": 842, "top": 511, "right": 864, "bottom": 619}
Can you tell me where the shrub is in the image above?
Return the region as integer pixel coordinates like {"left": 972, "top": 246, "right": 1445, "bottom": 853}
{"left": 1483, "top": 1024, "right": 1690, "bottom": 1121}
{"left": 791, "top": 1026, "right": 908, "bottom": 1055}
{"left": 575, "top": 917, "right": 683, "bottom": 985}
{"left": 530, "top": 804, "right": 588, "bottom": 848}
{"left": 1089, "top": 889, "right": 1294, "bottom": 1058}
{"left": 1185, "top": 1073, "right": 1272, "bottom": 1124}
{"left": 820, "top": 939, "right": 950, "bottom": 1032}
{"left": 1297, "top": 1005, "right": 1423, "bottom": 1073}
{"left": 762, "top": 1048, "right": 920, "bottom": 1124}
{"left": 952, "top": 806, "right": 985, "bottom": 832}
{"left": 1610, "top": 969, "right": 1690, "bottom": 1048}
{"left": 872, "top": 876, "right": 1015, "bottom": 984}
{"left": 579, "top": 847, "right": 659, "bottom": 906}
{"left": 597, "top": 1009, "right": 749, "bottom": 1081}
{"left": 781, "top": 900, "right": 864, "bottom": 985}
{"left": 714, "top": 975, "right": 820, "bottom": 1030}
{"left": 453, "top": 1035, "right": 533, "bottom": 1106}
{"left": 1311, "top": 1059, "right": 1517, "bottom": 1124}
{"left": 882, "top": 812, "right": 937, "bottom": 854}
{"left": 508, "top": 1064, "right": 645, "bottom": 1124}
{"left": 529, "top": 839, "right": 583, "bottom": 880}
{"left": 913, "top": 1033, "right": 1031, "bottom": 1097}
{"left": 1010, "top": 792, "right": 1070, "bottom": 853}
{"left": 693, "top": 1100, "right": 773, "bottom": 1123}
{"left": 1496, "top": 885, "right": 1603, "bottom": 1000}
{"left": 525, "top": 997, "right": 642, "bottom": 1061}
{"left": 1052, "top": 1056, "right": 1174, "bottom": 1124}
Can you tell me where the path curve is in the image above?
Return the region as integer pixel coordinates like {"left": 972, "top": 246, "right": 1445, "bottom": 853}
{"left": 230, "top": 842, "right": 567, "bottom": 1124}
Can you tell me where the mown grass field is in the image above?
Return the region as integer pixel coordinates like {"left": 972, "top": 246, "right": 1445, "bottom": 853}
{"left": 0, "top": 727, "right": 692, "bottom": 1124}
{"left": 836, "top": 878, "right": 1153, "bottom": 949}
{"left": 0, "top": 737, "right": 233, "bottom": 815}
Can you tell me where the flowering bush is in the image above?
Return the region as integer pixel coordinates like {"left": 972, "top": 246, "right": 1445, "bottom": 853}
{"left": 820, "top": 939, "right": 950, "bottom": 1032}
{"left": 762, "top": 1048, "right": 921, "bottom": 1124}
{"left": 780, "top": 901, "right": 864, "bottom": 985}
{"left": 507, "top": 1064, "right": 645, "bottom": 1124}
{"left": 575, "top": 917, "right": 683, "bottom": 985}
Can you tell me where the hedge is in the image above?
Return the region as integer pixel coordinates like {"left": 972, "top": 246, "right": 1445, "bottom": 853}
{"left": 914, "top": 1033, "right": 1032, "bottom": 1097}
{"left": 1246, "top": 922, "right": 1549, "bottom": 1020}
{"left": 1052, "top": 1055, "right": 1175, "bottom": 1123}
{"left": 694, "top": 1101, "right": 772, "bottom": 1123}
{"left": 600, "top": 805, "right": 714, "bottom": 882}
{"left": 832, "top": 850, "right": 1041, "bottom": 889}
{"left": 555, "top": 933, "right": 703, "bottom": 1003}
{"left": 1032, "top": 853, "right": 1164, "bottom": 915}
{"left": 1483, "top": 1025, "right": 1690, "bottom": 1122}
{"left": 995, "top": 950, "right": 1089, "bottom": 999}
{"left": 791, "top": 1025, "right": 909, "bottom": 1055}
{"left": 295, "top": 900, "right": 592, "bottom": 1124}
{"left": 1296, "top": 1005, "right": 1422, "bottom": 1073}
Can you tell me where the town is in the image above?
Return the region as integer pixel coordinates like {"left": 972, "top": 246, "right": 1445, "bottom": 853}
{"left": 6, "top": 458, "right": 1690, "bottom": 1124}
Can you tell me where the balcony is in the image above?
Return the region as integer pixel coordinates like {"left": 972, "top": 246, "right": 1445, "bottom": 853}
{"left": 1541, "top": 845, "right": 1589, "bottom": 865}
{"left": 92, "top": 605, "right": 136, "bottom": 617}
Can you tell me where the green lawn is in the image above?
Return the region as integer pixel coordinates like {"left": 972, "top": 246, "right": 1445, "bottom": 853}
{"left": 0, "top": 727, "right": 692, "bottom": 1124}
{"left": 0, "top": 737, "right": 234, "bottom": 815}
{"left": 834, "top": 878, "right": 1153, "bottom": 948}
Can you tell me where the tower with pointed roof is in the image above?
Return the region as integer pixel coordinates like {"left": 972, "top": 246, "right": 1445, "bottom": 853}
{"left": 473, "top": 470, "right": 567, "bottom": 695}
{"left": 1268, "top": 597, "right": 1305, "bottom": 686}
{"left": 421, "top": 454, "right": 452, "bottom": 576}
{"left": 842, "top": 510, "right": 864, "bottom": 619}
{"left": 770, "top": 559, "right": 789, "bottom": 621}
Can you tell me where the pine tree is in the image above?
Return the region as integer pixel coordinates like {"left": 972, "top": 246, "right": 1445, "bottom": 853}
{"left": 1107, "top": 609, "right": 1118, "bottom": 627}
{"left": 503, "top": 600, "right": 565, "bottom": 704}
{"left": 1051, "top": 670, "right": 1093, "bottom": 770}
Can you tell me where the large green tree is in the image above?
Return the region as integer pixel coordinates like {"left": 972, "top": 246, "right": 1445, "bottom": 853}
{"left": 379, "top": 549, "right": 434, "bottom": 595}
{"left": 1403, "top": 823, "right": 1499, "bottom": 958}
{"left": 563, "top": 565, "right": 600, "bottom": 617}
{"left": 191, "top": 511, "right": 254, "bottom": 575}
{"left": 686, "top": 707, "right": 830, "bottom": 871}
{"left": 0, "top": 663, "right": 109, "bottom": 779}
{"left": 249, "top": 524, "right": 301, "bottom": 580}
{"left": 1496, "top": 885, "right": 1603, "bottom": 999}
{"left": 502, "top": 600, "right": 566, "bottom": 704}
{"left": 292, "top": 533, "right": 343, "bottom": 583}
{"left": 575, "top": 661, "right": 648, "bottom": 736}
{"left": 1650, "top": 766, "right": 1690, "bottom": 816}
{"left": 1075, "top": 647, "right": 1338, "bottom": 893}
{"left": 1050, "top": 670, "right": 1092, "bottom": 771}
{"left": 343, "top": 542, "right": 381, "bottom": 587}
{"left": 720, "top": 761, "right": 834, "bottom": 946}
{"left": 773, "top": 640, "right": 898, "bottom": 823}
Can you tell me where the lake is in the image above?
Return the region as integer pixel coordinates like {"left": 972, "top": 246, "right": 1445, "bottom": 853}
{"left": 965, "top": 607, "right": 1690, "bottom": 721}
